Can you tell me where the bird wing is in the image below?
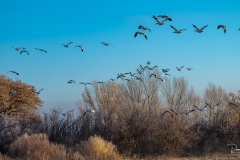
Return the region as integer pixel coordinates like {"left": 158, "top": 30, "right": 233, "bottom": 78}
{"left": 193, "top": 25, "right": 199, "bottom": 30}
{"left": 170, "top": 25, "right": 178, "bottom": 32}
{"left": 134, "top": 32, "right": 139, "bottom": 37}
{"left": 200, "top": 25, "right": 208, "bottom": 30}
{"left": 144, "top": 34, "right": 148, "bottom": 40}
{"left": 179, "top": 29, "right": 187, "bottom": 32}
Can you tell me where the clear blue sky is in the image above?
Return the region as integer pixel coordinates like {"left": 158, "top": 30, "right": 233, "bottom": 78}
{"left": 1, "top": 0, "right": 240, "bottom": 112}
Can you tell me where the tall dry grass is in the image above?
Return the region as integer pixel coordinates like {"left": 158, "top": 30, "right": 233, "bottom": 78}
{"left": 8, "top": 133, "right": 66, "bottom": 160}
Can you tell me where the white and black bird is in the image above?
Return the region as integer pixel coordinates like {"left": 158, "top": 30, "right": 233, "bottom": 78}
{"left": 134, "top": 31, "right": 147, "bottom": 40}
{"left": 62, "top": 42, "right": 73, "bottom": 48}
{"left": 170, "top": 110, "right": 183, "bottom": 116}
{"left": 35, "top": 48, "right": 47, "bottom": 53}
{"left": 82, "top": 109, "right": 95, "bottom": 116}
{"left": 138, "top": 25, "right": 151, "bottom": 32}
{"left": 183, "top": 109, "right": 195, "bottom": 116}
{"left": 158, "top": 15, "right": 172, "bottom": 21}
{"left": 170, "top": 25, "right": 187, "bottom": 34}
{"left": 61, "top": 109, "right": 74, "bottom": 116}
{"left": 176, "top": 66, "right": 184, "bottom": 71}
{"left": 193, "top": 24, "right": 208, "bottom": 33}
{"left": 75, "top": 45, "right": 84, "bottom": 52}
{"left": 217, "top": 25, "right": 226, "bottom": 34}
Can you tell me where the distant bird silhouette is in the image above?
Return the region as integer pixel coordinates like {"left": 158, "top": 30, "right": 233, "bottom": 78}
{"left": 193, "top": 24, "right": 208, "bottom": 33}
{"left": 150, "top": 73, "right": 163, "bottom": 81}
{"left": 98, "top": 81, "right": 105, "bottom": 84}
{"left": 152, "top": 15, "right": 168, "bottom": 25}
{"left": 110, "top": 78, "right": 115, "bottom": 81}
{"left": 75, "top": 45, "right": 84, "bottom": 52}
{"left": 135, "top": 76, "right": 143, "bottom": 81}
{"left": 68, "top": 80, "right": 76, "bottom": 84}
{"left": 183, "top": 109, "right": 195, "bottom": 116}
{"left": 138, "top": 25, "right": 151, "bottom": 32}
{"left": 7, "top": 71, "right": 19, "bottom": 75}
{"left": 62, "top": 42, "right": 73, "bottom": 48}
{"left": 193, "top": 104, "right": 208, "bottom": 111}
{"left": 162, "top": 68, "right": 170, "bottom": 73}
{"left": 165, "top": 73, "right": 171, "bottom": 76}
{"left": 35, "top": 48, "right": 47, "bottom": 53}
{"left": 101, "top": 42, "right": 113, "bottom": 46}
{"left": 170, "top": 25, "right": 187, "bottom": 33}
{"left": 146, "top": 61, "right": 151, "bottom": 65}
{"left": 82, "top": 109, "right": 95, "bottom": 116}
{"left": 79, "top": 82, "right": 92, "bottom": 85}
{"left": 134, "top": 31, "right": 147, "bottom": 40}
{"left": 12, "top": 47, "right": 25, "bottom": 51}
{"left": 217, "top": 25, "right": 226, "bottom": 34}
{"left": 61, "top": 109, "right": 74, "bottom": 116}
{"left": 20, "top": 50, "right": 29, "bottom": 55}
{"left": 158, "top": 15, "right": 172, "bottom": 21}
{"left": 170, "top": 110, "right": 183, "bottom": 116}
{"left": 186, "top": 68, "right": 193, "bottom": 71}
{"left": 176, "top": 66, "right": 184, "bottom": 71}
{"left": 161, "top": 110, "right": 173, "bottom": 117}
{"left": 206, "top": 102, "right": 220, "bottom": 109}
{"left": 35, "top": 88, "right": 44, "bottom": 95}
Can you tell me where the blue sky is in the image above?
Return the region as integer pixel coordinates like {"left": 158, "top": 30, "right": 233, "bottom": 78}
{"left": 1, "top": 0, "right": 240, "bottom": 112}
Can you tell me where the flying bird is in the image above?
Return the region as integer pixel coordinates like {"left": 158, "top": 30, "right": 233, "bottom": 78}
{"left": 7, "top": 71, "right": 19, "bottom": 75}
{"left": 134, "top": 32, "right": 147, "bottom": 40}
{"left": 20, "top": 50, "right": 29, "bottom": 55}
{"left": 158, "top": 15, "right": 172, "bottom": 21}
{"left": 161, "top": 110, "right": 173, "bottom": 117}
{"left": 101, "top": 42, "right": 113, "bottom": 46}
{"left": 152, "top": 15, "right": 168, "bottom": 25}
{"left": 79, "top": 82, "right": 92, "bottom": 85}
{"left": 217, "top": 25, "right": 226, "bottom": 34}
{"left": 183, "top": 109, "right": 195, "bottom": 116}
{"left": 75, "top": 45, "right": 84, "bottom": 52}
{"left": 35, "top": 48, "right": 47, "bottom": 53}
{"left": 138, "top": 25, "right": 151, "bottom": 32}
{"left": 62, "top": 42, "right": 73, "bottom": 48}
{"left": 193, "top": 24, "right": 208, "bottom": 33}
{"left": 193, "top": 104, "right": 208, "bottom": 111}
{"left": 12, "top": 47, "right": 25, "bottom": 51}
{"left": 206, "top": 102, "right": 220, "bottom": 109}
{"left": 170, "top": 25, "right": 187, "bottom": 34}
{"left": 68, "top": 80, "right": 76, "bottom": 84}
{"left": 186, "top": 68, "right": 193, "bottom": 71}
{"left": 150, "top": 74, "right": 163, "bottom": 81}
{"left": 170, "top": 110, "right": 183, "bottom": 116}
{"left": 61, "top": 109, "right": 74, "bottom": 116}
{"left": 35, "top": 88, "right": 44, "bottom": 95}
{"left": 176, "top": 66, "right": 184, "bottom": 71}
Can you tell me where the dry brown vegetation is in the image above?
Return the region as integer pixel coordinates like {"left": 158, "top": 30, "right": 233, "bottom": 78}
{"left": 0, "top": 67, "right": 240, "bottom": 159}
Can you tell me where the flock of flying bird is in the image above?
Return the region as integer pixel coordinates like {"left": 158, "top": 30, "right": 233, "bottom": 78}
{"left": 65, "top": 61, "right": 193, "bottom": 85}
{"left": 161, "top": 102, "right": 220, "bottom": 117}
{"left": 5, "top": 13, "right": 240, "bottom": 116}
{"left": 134, "top": 14, "right": 239, "bottom": 40}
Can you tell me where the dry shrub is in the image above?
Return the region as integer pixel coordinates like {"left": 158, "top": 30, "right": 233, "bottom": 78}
{"left": 78, "top": 135, "right": 123, "bottom": 160}
{"left": 8, "top": 133, "right": 66, "bottom": 160}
